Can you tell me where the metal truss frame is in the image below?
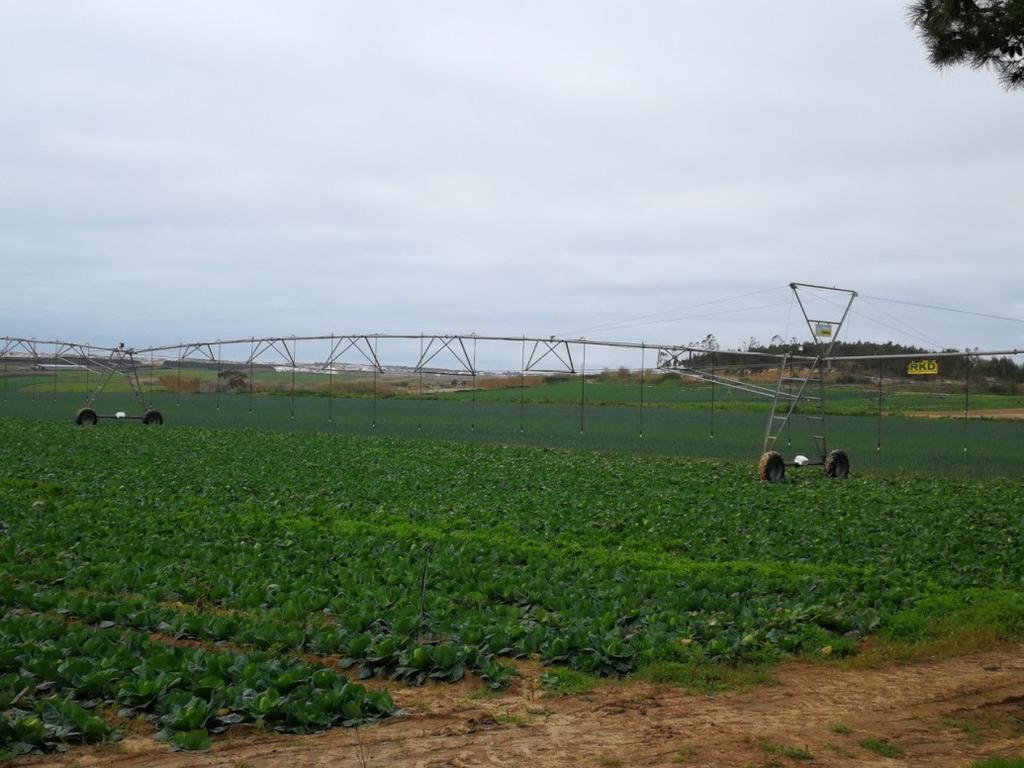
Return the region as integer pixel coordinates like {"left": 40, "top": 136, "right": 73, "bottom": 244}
{"left": 4, "top": 333, "right": 1021, "bottom": 382}
{"left": 762, "top": 283, "right": 858, "bottom": 460}
{"left": 4, "top": 335, "right": 1019, "bottom": 380}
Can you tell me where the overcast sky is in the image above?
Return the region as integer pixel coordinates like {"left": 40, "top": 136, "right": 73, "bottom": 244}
{"left": 1, "top": 1, "right": 1022, "bottom": 360}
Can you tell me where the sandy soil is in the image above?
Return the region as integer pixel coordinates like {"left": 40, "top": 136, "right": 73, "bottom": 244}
{"left": 17, "top": 646, "right": 1024, "bottom": 768}
{"left": 906, "top": 408, "right": 1024, "bottom": 420}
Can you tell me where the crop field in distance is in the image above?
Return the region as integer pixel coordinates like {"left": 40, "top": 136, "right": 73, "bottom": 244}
{"left": 1, "top": 364, "right": 1022, "bottom": 479}
{"left": 1, "top": 411, "right": 1024, "bottom": 764}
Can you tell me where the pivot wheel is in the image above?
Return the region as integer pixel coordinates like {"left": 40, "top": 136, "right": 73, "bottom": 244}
{"left": 74, "top": 407, "right": 98, "bottom": 426}
{"left": 141, "top": 409, "right": 164, "bottom": 426}
{"left": 758, "top": 450, "right": 786, "bottom": 483}
{"left": 824, "top": 449, "right": 850, "bottom": 479}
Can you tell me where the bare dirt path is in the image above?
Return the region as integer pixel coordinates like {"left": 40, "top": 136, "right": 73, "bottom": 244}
{"left": 906, "top": 408, "right": 1024, "bottom": 420}
{"left": 21, "top": 647, "right": 1024, "bottom": 768}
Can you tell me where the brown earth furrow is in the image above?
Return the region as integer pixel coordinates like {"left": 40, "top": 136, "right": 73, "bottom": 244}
{"left": 17, "top": 646, "right": 1024, "bottom": 768}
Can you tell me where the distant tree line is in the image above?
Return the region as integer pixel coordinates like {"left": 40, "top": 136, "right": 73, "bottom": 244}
{"left": 678, "top": 339, "right": 1022, "bottom": 386}
{"left": 752, "top": 339, "right": 1024, "bottom": 382}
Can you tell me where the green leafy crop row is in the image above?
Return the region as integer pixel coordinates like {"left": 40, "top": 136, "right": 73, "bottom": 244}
{"left": 1, "top": 417, "right": 1022, "bottom": 759}
{"left": 0, "top": 615, "right": 393, "bottom": 760}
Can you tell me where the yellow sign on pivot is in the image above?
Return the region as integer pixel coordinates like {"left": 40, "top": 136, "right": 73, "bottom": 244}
{"left": 814, "top": 322, "right": 833, "bottom": 338}
{"left": 907, "top": 360, "right": 939, "bottom": 375}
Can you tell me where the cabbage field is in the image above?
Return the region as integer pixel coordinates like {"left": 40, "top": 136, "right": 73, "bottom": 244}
{"left": 2, "top": 417, "right": 1023, "bottom": 761}
{"left": 3, "top": 387, "right": 1023, "bottom": 478}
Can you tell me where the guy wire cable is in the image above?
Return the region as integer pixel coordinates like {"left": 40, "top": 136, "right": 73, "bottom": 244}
{"left": 849, "top": 306, "right": 943, "bottom": 350}
{"left": 565, "top": 301, "right": 794, "bottom": 336}
{"left": 856, "top": 296, "right": 944, "bottom": 349}
{"left": 861, "top": 294, "right": 1024, "bottom": 325}
{"left": 556, "top": 285, "right": 790, "bottom": 337}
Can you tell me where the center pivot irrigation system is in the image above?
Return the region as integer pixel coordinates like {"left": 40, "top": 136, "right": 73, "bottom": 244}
{"left": 3, "top": 283, "right": 1021, "bottom": 482}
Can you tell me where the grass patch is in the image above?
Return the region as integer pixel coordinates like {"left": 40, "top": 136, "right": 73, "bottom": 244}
{"left": 944, "top": 716, "right": 984, "bottom": 744}
{"left": 494, "top": 710, "right": 533, "bottom": 727}
{"left": 830, "top": 722, "right": 852, "bottom": 735}
{"left": 885, "top": 589, "right": 1024, "bottom": 645}
{"left": 859, "top": 738, "right": 903, "bottom": 758}
{"left": 635, "top": 661, "right": 775, "bottom": 694}
{"left": 539, "top": 667, "right": 597, "bottom": 696}
{"left": 826, "top": 741, "right": 855, "bottom": 758}
{"left": 761, "top": 740, "right": 813, "bottom": 760}
{"left": 671, "top": 744, "right": 697, "bottom": 763}
{"left": 971, "top": 759, "right": 1024, "bottom": 768}
{"left": 842, "top": 625, "right": 1012, "bottom": 670}
{"left": 466, "top": 686, "right": 505, "bottom": 701}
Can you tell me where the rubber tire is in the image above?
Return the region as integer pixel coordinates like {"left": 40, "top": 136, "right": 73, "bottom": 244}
{"left": 141, "top": 409, "right": 164, "bottom": 426}
{"left": 74, "top": 407, "right": 98, "bottom": 426}
{"left": 824, "top": 449, "right": 850, "bottom": 479}
{"left": 758, "top": 450, "right": 786, "bottom": 483}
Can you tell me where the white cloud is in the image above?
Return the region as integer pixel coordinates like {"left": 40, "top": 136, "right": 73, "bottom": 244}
{"left": 1, "top": 0, "right": 1021, "bottom": 356}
